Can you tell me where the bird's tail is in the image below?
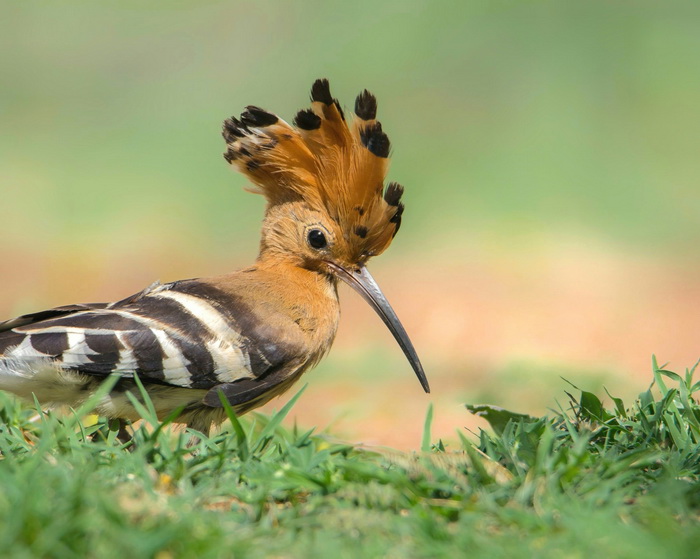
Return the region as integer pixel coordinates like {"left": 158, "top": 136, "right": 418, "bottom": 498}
{"left": 0, "top": 356, "right": 91, "bottom": 405}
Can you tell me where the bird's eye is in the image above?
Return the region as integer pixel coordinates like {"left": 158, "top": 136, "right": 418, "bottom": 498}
{"left": 307, "top": 229, "right": 328, "bottom": 250}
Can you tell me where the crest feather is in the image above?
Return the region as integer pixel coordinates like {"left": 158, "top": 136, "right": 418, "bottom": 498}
{"left": 222, "top": 79, "right": 405, "bottom": 257}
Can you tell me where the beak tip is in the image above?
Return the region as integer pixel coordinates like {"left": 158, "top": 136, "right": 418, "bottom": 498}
{"left": 334, "top": 263, "right": 432, "bottom": 397}
{"left": 413, "top": 367, "right": 430, "bottom": 393}
{"left": 416, "top": 368, "right": 430, "bottom": 394}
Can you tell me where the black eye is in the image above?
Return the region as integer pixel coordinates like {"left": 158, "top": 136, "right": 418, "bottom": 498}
{"left": 307, "top": 229, "right": 327, "bottom": 250}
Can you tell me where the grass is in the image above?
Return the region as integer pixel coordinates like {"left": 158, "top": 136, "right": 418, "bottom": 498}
{"left": 1, "top": 358, "right": 700, "bottom": 558}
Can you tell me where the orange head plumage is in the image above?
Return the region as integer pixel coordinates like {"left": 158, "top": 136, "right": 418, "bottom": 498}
{"left": 222, "top": 78, "right": 429, "bottom": 393}
{"left": 222, "top": 78, "right": 404, "bottom": 270}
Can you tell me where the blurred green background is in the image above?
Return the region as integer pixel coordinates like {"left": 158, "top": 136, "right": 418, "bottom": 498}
{"left": 1, "top": 1, "right": 699, "bottom": 447}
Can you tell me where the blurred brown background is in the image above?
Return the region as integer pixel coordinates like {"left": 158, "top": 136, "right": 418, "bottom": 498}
{"left": 1, "top": 1, "right": 698, "bottom": 449}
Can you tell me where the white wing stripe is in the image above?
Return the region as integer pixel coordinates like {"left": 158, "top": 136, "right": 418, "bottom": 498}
{"left": 150, "top": 329, "right": 193, "bottom": 387}
{"left": 113, "top": 331, "right": 138, "bottom": 376}
{"left": 7, "top": 336, "right": 46, "bottom": 360}
{"left": 61, "top": 331, "right": 98, "bottom": 367}
{"left": 150, "top": 291, "right": 242, "bottom": 343}
{"left": 150, "top": 291, "right": 253, "bottom": 382}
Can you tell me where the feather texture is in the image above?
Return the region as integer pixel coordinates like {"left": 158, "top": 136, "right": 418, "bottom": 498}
{"left": 222, "top": 79, "right": 404, "bottom": 262}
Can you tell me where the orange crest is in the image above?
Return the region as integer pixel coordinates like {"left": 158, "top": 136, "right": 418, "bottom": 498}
{"left": 222, "top": 79, "right": 404, "bottom": 259}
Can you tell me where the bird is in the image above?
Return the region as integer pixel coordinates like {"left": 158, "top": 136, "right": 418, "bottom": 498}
{"left": 0, "top": 78, "right": 430, "bottom": 438}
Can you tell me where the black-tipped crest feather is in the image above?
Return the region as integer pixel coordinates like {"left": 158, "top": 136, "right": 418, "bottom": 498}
{"left": 384, "top": 182, "right": 404, "bottom": 206}
{"left": 355, "top": 90, "right": 377, "bottom": 120}
{"left": 359, "top": 122, "right": 391, "bottom": 158}
{"left": 222, "top": 117, "right": 247, "bottom": 141}
{"left": 240, "top": 106, "right": 278, "bottom": 127}
{"left": 294, "top": 109, "right": 322, "bottom": 130}
{"left": 390, "top": 203, "right": 404, "bottom": 237}
{"left": 310, "top": 79, "right": 333, "bottom": 105}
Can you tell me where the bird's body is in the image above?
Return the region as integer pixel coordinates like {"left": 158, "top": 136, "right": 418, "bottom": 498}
{"left": 0, "top": 261, "right": 339, "bottom": 432}
{"left": 0, "top": 79, "right": 428, "bottom": 436}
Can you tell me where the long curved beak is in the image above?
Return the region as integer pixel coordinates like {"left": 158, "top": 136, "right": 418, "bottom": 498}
{"left": 327, "top": 264, "right": 430, "bottom": 393}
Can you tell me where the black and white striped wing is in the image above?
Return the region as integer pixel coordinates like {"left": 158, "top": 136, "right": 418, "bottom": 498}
{"left": 0, "top": 281, "right": 294, "bottom": 392}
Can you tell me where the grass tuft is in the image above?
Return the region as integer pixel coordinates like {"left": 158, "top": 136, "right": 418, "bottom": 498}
{"left": 1, "top": 360, "right": 700, "bottom": 557}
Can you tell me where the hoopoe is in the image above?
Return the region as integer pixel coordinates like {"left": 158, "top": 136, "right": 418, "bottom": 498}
{"left": 0, "top": 79, "right": 429, "bottom": 436}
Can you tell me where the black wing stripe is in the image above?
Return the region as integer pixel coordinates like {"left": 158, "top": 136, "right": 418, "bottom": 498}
{"left": 169, "top": 336, "right": 216, "bottom": 389}
{"left": 121, "top": 295, "right": 208, "bottom": 339}
{"left": 30, "top": 332, "right": 69, "bottom": 356}
{"left": 84, "top": 332, "right": 124, "bottom": 354}
{"left": 120, "top": 329, "right": 166, "bottom": 378}
{"left": 0, "top": 331, "right": 27, "bottom": 355}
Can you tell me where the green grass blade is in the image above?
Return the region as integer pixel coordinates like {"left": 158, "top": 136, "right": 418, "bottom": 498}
{"left": 256, "top": 385, "right": 308, "bottom": 443}
{"left": 131, "top": 373, "right": 159, "bottom": 421}
{"left": 421, "top": 403, "right": 433, "bottom": 452}
{"left": 216, "top": 389, "right": 249, "bottom": 460}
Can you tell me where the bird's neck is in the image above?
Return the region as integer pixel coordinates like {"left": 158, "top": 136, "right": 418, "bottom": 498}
{"left": 255, "top": 254, "right": 338, "bottom": 299}
{"left": 203, "top": 257, "right": 341, "bottom": 364}
{"left": 253, "top": 255, "right": 340, "bottom": 352}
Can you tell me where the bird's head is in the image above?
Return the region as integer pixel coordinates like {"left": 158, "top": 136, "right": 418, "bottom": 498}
{"left": 222, "top": 79, "right": 429, "bottom": 393}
